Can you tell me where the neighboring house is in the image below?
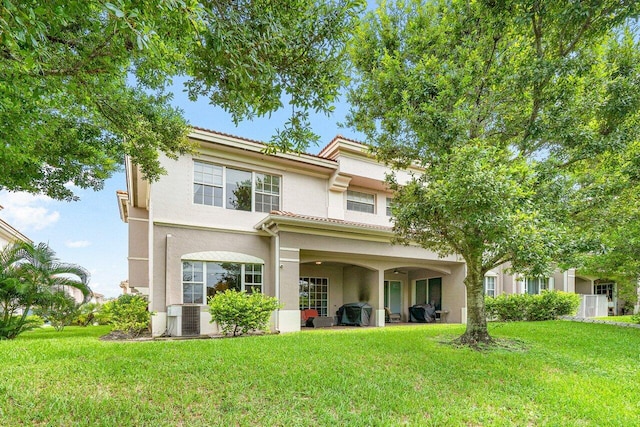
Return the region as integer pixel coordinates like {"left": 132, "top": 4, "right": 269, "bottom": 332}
{"left": 483, "top": 265, "right": 632, "bottom": 317}
{"left": 61, "top": 287, "right": 105, "bottom": 305}
{"left": 0, "top": 205, "right": 32, "bottom": 316}
{"left": 90, "top": 292, "right": 105, "bottom": 305}
{"left": 0, "top": 205, "right": 31, "bottom": 248}
{"left": 117, "top": 128, "right": 468, "bottom": 336}
{"left": 63, "top": 287, "right": 104, "bottom": 305}
{"left": 119, "top": 279, "right": 137, "bottom": 295}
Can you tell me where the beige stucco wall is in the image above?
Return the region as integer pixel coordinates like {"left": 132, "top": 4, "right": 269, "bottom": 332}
{"left": 151, "top": 225, "right": 272, "bottom": 312}
{"left": 128, "top": 207, "right": 149, "bottom": 257}
{"left": 342, "top": 185, "right": 396, "bottom": 227}
{"left": 575, "top": 278, "right": 593, "bottom": 295}
{"left": 552, "top": 270, "right": 565, "bottom": 291}
{"left": 335, "top": 154, "right": 414, "bottom": 187}
{"left": 150, "top": 152, "right": 330, "bottom": 232}
{"left": 282, "top": 232, "right": 459, "bottom": 266}
{"left": 128, "top": 207, "right": 149, "bottom": 291}
{"left": 279, "top": 247, "right": 300, "bottom": 311}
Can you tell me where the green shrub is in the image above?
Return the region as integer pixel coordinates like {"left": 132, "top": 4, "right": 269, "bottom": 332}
{"left": 485, "top": 293, "right": 530, "bottom": 321}
{"left": 486, "top": 291, "right": 580, "bottom": 322}
{"left": 532, "top": 290, "right": 580, "bottom": 320}
{"left": 94, "top": 300, "right": 114, "bottom": 325}
{"left": 25, "top": 314, "right": 45, "bottom": 328}
{"left": 208, "top": 290, "right": 281, "bottom": 337}
{"left": 108, "top": 294, "right": 154, "bottom": 338}
{"left": 0, "top": 314, "right": 43, "bottom": 339}
{"left": 72, "top": 302, "right": 101, "bottom": 326}
{"left": 35, "top": 290, "right": 80, "bottom": 332}
{"left": 632, "top": 312, "right": 640, "bottom": 324}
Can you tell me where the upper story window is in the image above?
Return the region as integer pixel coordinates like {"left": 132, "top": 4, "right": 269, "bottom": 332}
{"left": 255, "top": 173, "right": 281, "bottom": 213}
{"left": 193, "top": 161, "right": 223, "bottom": 207}
{"left": 386, "top": 197, "right": 393, "bottom": 216}
{"left": 525, "top": 277, "right": 548, "bottom": 295}
{"left": 484, "top": 276, "right": 496, "bottom": 297}
{"left": 193, "top": 160, "right": 280, "bottom": 213}
{"left": 347, "top": 190, "right": 375, "bottom": 214}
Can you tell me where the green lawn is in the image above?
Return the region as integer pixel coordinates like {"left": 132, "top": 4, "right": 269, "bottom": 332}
{"left": 593, "top": 315, "right": 636, "bottom": 323}
{"left": 1, "top": 322, "right": 638, "bottom": 426}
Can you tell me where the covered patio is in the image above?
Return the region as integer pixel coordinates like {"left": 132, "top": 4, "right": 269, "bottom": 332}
{"left": 257, "top": 211, "right": 467, "bottom": 333}
{"left": 295, "top": 251, "right": 465, "bottom": 329}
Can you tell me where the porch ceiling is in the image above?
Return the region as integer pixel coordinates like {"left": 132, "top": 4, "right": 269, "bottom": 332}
{"left": 300, "top": 250, "right": 459, "bottom": 275}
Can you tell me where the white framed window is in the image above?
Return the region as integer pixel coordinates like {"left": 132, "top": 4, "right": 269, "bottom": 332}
{"left": 347, "top": 190, "right": 375, "bottom": 214}
{"left": 193, "top": 162, "right": 223, "bottom": 207}
{"left": 193, "top": 160, "right": 280, "bottom": 212}
{"left": 386, "top": 197, "right": 393, "bottom": 216}
{"left": 594, "top": 283, "right": 614, "bottom": 301}
{"left": 299, "top": 277, "right": 329, "bottom": 316}
{"left": 525, "top": 277, "right": 548, "bottom": 295}
{"left": 225, "top": 168, "right": 252, "bottom": 211}
{"left": 484, "top": 276, "right": 496, "bottom": 297}
{"left": 255, "top": 173, "right": 281, "bottom": 213}
{"left": 182, "top": 261, "right": 204, "bottom": 304}
{"left": 182, "top": 261, "right": 263, "bottom": 304}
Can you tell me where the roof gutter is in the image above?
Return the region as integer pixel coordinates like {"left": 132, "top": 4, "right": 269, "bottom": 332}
{"left": 256, "top": 214, "right": 394, "bottom": 239}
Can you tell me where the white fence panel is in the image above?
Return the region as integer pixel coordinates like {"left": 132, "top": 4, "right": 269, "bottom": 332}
{"left": 575, "top": 294, "right": 608, "bottom": 318}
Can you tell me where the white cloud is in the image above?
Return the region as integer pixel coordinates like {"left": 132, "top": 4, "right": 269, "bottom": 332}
{"left": 0, "top": 191, "right": 60, "bottom": 231}
{"left": 66, "top": 240, "right": 91, "bottom": 248}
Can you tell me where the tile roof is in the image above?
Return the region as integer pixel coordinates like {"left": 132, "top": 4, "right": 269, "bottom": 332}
{"left": 318, "top": 134, "right": 367, "bottom": 154}
{"left": 189, "top": 126, "right": 336, "bottom": 162}
{"left": 268, "top": 211, "right": 393, "bottom": 232}
{"left": 191, "top": 126, "right": 266, "bottom": 146}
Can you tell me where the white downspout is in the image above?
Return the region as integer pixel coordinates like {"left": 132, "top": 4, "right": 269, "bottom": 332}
{"left": 262, "top": 224, "right": 280, "bottom": 331}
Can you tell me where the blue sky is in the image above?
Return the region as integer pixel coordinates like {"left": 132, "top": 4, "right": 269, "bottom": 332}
{"left": 0, "top": 80, "right": 364, "bottom": 298}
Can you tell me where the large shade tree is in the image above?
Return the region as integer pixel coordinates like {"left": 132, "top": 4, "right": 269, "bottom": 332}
{"left": 347, "top": 0, "right": 640, "bottom": 344}
{"left": 0, "top": 0, "right": 363, "bottom": 200}
{"left": 0, "top": 242, "right": 90, "bottom": 339}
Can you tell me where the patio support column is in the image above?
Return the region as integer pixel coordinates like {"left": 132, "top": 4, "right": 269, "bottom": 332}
{"left": 375, "top": 269, "right": 385, "bottom": 327}
{"left": 278, "top": 247, "right": 302, "bottom": 333}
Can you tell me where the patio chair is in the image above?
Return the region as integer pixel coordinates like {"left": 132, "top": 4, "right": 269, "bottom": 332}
{"left": 301, "top": 309, "right": 319, "bottom": 327}
{"left": 385, "top": 307, "right": 401, "bottom": 323}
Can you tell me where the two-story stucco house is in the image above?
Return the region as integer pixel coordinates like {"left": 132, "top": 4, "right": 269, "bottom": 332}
{"left": 117, "top": 127, "right": 470, "bottom": 336}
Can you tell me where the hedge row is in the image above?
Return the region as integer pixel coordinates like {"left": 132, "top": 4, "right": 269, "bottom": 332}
{"left": 485, "top": 291, "right": 581, "bottom": 322}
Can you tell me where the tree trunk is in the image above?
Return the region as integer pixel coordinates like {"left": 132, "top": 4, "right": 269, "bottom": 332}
{"left": 459, "top": 261, "right": 492, "bottom": 345}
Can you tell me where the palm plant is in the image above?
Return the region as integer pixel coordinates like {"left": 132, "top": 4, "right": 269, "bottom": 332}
{"left": 0, "top": 242, "right": 91, "bottom": 339}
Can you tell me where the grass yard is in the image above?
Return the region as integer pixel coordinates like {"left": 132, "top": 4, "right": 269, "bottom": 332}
{"left": 1, "top": 321, "right": 639, "bottom": 426}
{"left": 593, "top": 315, "right": 636, "bottom": 323}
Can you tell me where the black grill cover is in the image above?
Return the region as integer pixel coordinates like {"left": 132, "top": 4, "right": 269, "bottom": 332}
{"left": 337, "top": 302, "right": 372, "bottom": 326}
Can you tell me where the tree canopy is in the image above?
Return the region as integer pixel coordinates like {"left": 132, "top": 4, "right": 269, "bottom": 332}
{"left": 0, "top": 0, "right": 363, "bottom": 200}
{"left": 347, "top": 0, "right": 640, "bottom": 343}
{"left": 574, "top": 138, "right": 640, "bottom": 308}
